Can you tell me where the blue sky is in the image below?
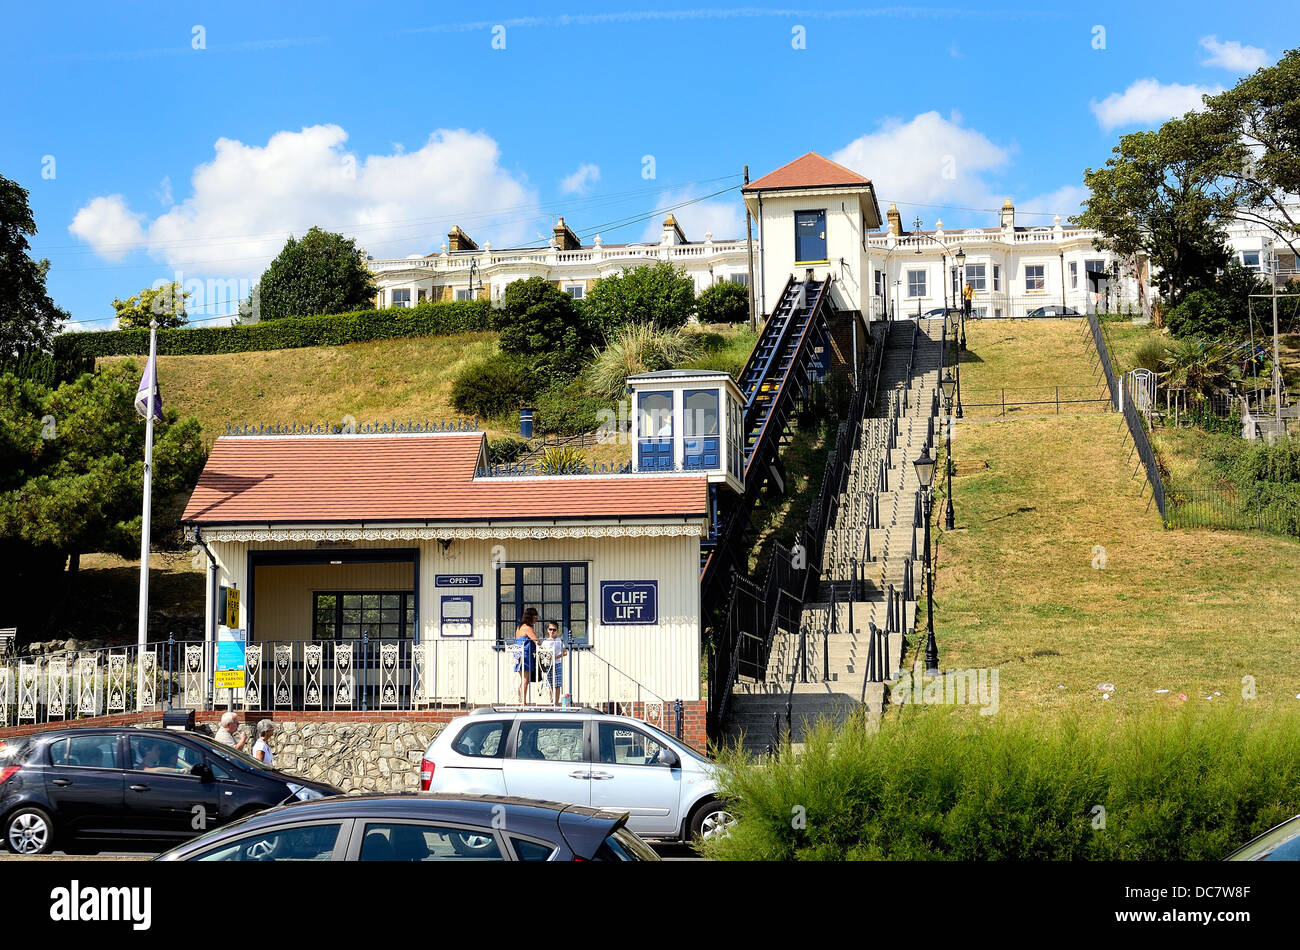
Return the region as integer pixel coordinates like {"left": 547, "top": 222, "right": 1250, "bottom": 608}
{"left": 2, "top": 1, "right": 1294, "bottom": 330}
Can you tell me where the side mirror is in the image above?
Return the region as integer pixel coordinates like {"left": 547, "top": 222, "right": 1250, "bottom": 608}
{"left": 192, "top": 763, "right": 214, "bottom": 782}
{"left": 658, "top": 748, "right": 680, "bottom": 769}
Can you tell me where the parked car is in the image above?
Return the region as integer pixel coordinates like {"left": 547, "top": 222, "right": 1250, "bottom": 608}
{"left": 420, "top": 707, "right": 733, "bottom": 843}
{"left": 1225, "top": 814, "right": 1300, "bottom": 860}
{"left": 0, "top": 727, "right": 340, "bottom": 855}
{"left": 1025, "top": 305, "right": 1081, "bottom": 317}
{"left": 922, "top": 307, "right": 964, "bottom": 317}
{"left": 155, "top": 793, "right": 660, "bottom": 862}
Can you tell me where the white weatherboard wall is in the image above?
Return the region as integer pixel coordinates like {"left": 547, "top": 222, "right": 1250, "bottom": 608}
{"left": 755, "top": 190, "right": 868, "bottom": 318}
{"left": 202, "top": 533, "right": 701, "bottom": 703}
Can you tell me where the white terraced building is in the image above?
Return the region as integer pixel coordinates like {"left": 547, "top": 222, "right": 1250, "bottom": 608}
{"left": 365, "top": 214, "right": 754, "bottom": 309}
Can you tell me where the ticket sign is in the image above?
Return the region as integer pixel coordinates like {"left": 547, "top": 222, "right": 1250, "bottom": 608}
{"left": 215, "top": 626, "right": 246, "bottom": 690}
{"left": 600, "top": 581, "right": 658, "bottom": 625}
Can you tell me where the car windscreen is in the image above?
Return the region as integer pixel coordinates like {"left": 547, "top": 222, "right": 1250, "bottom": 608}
{"left": 0, "top": 739, "right": 31, "bottom": 764}
{"left": 596, "top": 827, "right": 661, "bottom": 862}
{"left": 637, "top": 721, "right": 711, "bottom": 765}
{"left": 1226, "top": 815, "right": 1300, "bottom": 861}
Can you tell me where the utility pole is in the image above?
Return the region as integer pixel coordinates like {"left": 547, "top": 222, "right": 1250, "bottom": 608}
{"left": 744, "top": 165, "right": 757, "bottom": 331}
{"left": 1273, "top": 250, "right": 1284, "bottom": 436}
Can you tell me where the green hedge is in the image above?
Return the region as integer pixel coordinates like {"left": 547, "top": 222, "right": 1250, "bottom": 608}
{"left": 0, "top": 352, "right": 94, "bottom": 386}
{"left": 53, "top": 300, "right": 493, "bottom": 360}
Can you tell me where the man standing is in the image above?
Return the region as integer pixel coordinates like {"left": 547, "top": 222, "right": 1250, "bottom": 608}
{"left": 215, "top": 711, "right": 247, "bottom": 752}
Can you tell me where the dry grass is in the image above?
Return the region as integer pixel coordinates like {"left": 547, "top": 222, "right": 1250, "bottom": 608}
{"left": 927, "top": 319, "right": 1300, "bottom": 718}
{"left": 956, "top": 318, "right": 1108, "bottom": 417}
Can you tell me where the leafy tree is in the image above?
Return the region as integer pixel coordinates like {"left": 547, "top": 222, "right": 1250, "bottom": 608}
{"left": 582, "top": 261, "right": 696, "bottom": 335}
{"left": 113, "top": 281, "right": 190, "bottom": 329}
{"left": 1165, "top": 260, "right": 1269, "bottom": 338}
{"left": 1203, "top": 48, "right": 1300, "bottom": 261}
{"left": 0, "top": 173, "right": 69, "bottom": 356}
{"left": 1156, "top": 336, "right": 1242, "bottom": 404}
{"left": 697, "top": 280, "right": 750, "bottom": 324}
{"left": 0, "top": 363, "right": 205, "bottom": 637}
{"left": 1076, "top": 112, "right": 1237, "bottom": 306}
{"left": 255, "top": 226, "right": 377, "bottom": 321}
{"left": 496, "top": 277, "right": 594, "bottom": 376}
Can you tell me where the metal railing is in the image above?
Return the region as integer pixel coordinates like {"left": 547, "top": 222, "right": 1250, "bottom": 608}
{"left": 0, "top": 637, "right": 672, "bottom": 732}
{"left": 961, "top": 384, "right": 1112, "bottom": 416}
{"left": 1164, "top": 486, "right": 1300, "bottom": 537}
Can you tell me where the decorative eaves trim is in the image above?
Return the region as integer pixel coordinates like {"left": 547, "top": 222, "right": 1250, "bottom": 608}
{"left": 201, "top": 522, "right": 709, "bottom": 543}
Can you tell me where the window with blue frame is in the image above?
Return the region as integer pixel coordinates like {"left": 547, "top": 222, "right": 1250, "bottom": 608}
{"left": 794, "top": 210, "right": 827, "bottom": 263}
{"left": 728, "top": 396, "right": 743, "bottom": 477}
{"left": 497, "top": 563, "right": 589, "bottom": 648}
{"left": 682, "top": 389, "right": 719, "bottom": 470}
{"left": 637, "top": 391, "right": 674, "bottom": 471}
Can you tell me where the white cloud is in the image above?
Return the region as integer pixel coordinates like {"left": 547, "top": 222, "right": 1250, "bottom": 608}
{"left": 157, "top": 176, "right": 173, "bottom": 206}
{"left": 1199, "top": 36, "right": 1268, "bottom": 72}
{"left": 1018, "top": 184, "right": 1090, "bottom": 223}
{"left": 639, "top": 187, "right": 746, "bottom": 243}
{"left": 1090, "top": 78, "right": 1222, "bottom": 130}
{"left": 67, "top": 195, "right": 147, "bottom": 260}
{"left": 560, "top": 163, "right": 600, "bottom": 195}
{"left": 69, "top": 125, "right": 537, "bottom": 273}
{"left": 832, "top": 111, "right": 1012, "bottom": 217}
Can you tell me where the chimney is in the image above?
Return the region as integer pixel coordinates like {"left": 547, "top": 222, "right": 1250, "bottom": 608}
{"left": 886, "top": 202, "right": 902, "bottom": 237}
{"left": 661, "top": 214, "right": 687, "bottom": 246}
{"left": 1000, "top": 198, "right": 1015, "bottom": 231}
{"left": 553, "top": 217, "right": 581, "bottom": 250}
{"left": 447, "top": 226, "right": 478, "bottom": 252}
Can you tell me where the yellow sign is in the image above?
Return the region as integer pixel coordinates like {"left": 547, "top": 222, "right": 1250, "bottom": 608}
{"left": 224, "top": 587, "right": 240, "bottom": 628}
{"left": 214, "top": 669, "right": 245, "bottom": 690}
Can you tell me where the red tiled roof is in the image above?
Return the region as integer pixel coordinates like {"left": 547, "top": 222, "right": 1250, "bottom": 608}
{"left": 183, "top": 434, "right": 708, "bottom": 525}
{"left": 743, "top": 152, "right": 872, "bottom": 192}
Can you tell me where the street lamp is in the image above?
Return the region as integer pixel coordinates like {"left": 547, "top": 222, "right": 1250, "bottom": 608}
{"left": 940, "top": 370, "right": 956, "bottom": 531}
{"left": 954, "top": 247, "right": 967, "bottom": 351}
{"left": 913, "top": 447, "right": 939, "bottom": 676}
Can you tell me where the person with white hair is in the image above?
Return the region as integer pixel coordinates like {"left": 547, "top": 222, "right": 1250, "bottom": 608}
{"left": 214, "top": 711, "right": 247, "bottom": 752}
{"left": 252, "top": 720, "right": 275, "bottom": 766}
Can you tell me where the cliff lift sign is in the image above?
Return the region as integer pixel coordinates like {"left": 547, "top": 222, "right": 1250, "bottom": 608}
{"left": 600, "top": 581, "right": 658, "bottom": 625}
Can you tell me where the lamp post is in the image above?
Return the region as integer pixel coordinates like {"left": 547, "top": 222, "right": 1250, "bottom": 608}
{"left": 954, "top": 248, "right": 967, "bottom": 350}
{"left": 940, "top": 370, "right": 956, "bottom": 531}
{"left": 914, "top": 447, "right": 939, "bottom": 676}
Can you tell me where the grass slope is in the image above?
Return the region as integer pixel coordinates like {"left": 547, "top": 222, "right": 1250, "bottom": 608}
{"left": 928, "top": 318, "right": 1300, "bottom": 717}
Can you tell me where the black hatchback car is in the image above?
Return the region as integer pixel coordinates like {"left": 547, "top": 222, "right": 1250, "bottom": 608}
{"left": 155, "top": 793, "right": 661, "bottom": 862}
{"left": 0, "top": 728, "right": 340, "bottom": 855}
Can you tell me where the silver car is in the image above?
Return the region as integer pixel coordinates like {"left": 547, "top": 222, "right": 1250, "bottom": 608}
{"left": 420, "top": 708, "right": 733, "bottom": 842}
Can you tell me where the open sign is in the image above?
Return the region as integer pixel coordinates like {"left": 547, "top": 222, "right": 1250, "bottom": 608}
{"left": 600, "top": 581, "right": 658, "bottom": 625}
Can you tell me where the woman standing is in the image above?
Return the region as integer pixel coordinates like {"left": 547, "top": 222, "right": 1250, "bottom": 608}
{"left": 513, "top": 607, "right": 540, "bottom": 704}
{"left": 542, "top": 623, "right": 567, "bottom": 706}
{"left": 252, "top": 719, "right": 275, "bottom": 766}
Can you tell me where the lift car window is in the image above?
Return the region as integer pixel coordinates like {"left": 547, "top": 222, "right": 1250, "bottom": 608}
{"left": 359, "top": 823, "right": 505, "bottom": 861}
{"left": 194, "top": 823, "right": 343, "bottom": 861}
{"left": 451, "top": 720, "right": 509, "bottom": 758}
{"left": 49, "top": 735, "right": 118, "bottom": 769}
{"left": 513, "top": 721, "right": 584, "bottom": 763}
{"left": 128, "top": 735, "right": 202, "bottom": 774}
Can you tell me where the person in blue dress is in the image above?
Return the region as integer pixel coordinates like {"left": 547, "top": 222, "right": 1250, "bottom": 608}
{"left": 513, "top": 606, "right": 539, "bottom": 704}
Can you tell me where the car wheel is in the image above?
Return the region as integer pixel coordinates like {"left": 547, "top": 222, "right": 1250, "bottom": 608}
{"left": 5, "top": 806, "right": 55, "bottom": 856}
{"left": 689, "top": 801, "right": 735, "bottom": 842}
{"left": 448, "top": 831, "right": 496, "bottom": 857}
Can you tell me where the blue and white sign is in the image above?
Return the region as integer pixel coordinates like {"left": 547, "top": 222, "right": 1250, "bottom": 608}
{"left": 435, "top": 574, "right": 483, "bottom": 588}
{"left": 600, "top": 581, "right": 658, "bottom": 625}
{"left": 214, "top": 626, "right": 246, "bottom": 689}
{"left": 440, "top": 595, "right": 474, "bottom": 637}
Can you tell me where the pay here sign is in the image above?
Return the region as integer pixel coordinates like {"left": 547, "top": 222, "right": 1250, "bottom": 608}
{"left": 600, "top": 581, "right": 658, "bottom": 625}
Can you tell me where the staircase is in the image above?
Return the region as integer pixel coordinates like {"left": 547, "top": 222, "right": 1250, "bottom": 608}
{"left": 725, "top": 318, "right": 945, "bottom": 754}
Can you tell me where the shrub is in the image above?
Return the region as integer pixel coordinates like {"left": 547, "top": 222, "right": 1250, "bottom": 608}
{"left": 497, "top": 277, "right": 594, "bottom": 377}
{"left": 450, "top": 353, "right": 534, "bottom": 420}
{"left": 256, "top": 226, "right": 377, "bottom": 321}
{"left": 0, "top": 352, "right": 93, "bottom": 387}
{"left": 486, "top": 436, "right": 529, "bottom": 465}
{"left": 697, "top": 280, "right": 750, "bottom": 325}
{"left": 52, "top": 300, "right": 491, "bottom": 360}
{"left": 583, "top": 260, "right": 696, "bottom": 335}
{"left": 532, "top": 377, "right": 612, "bottom": 436}
{"left": 536, "top": 446, "right": 588, "bottom": 474}
{"left": 1131, "top": 336, "right": 1171, "bottom": 374}
{"left": 702, "top": 704, "right": 1300, "bottom": 861}
{"left": 587, "top": 324, "right": 702, "bottom": 399}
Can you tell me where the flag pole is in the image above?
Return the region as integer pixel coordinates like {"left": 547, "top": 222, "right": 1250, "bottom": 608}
{"left": 136, "top": 319, "right": 158, "bottom": 709}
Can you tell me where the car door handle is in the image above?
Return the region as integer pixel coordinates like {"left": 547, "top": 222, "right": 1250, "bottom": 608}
{"left": 129, "top": 784, "right": 150, "bottom": 792}
{"left": 51, "top": 779, "right": 72, "bottom": 787}
{"left": 568, "top": 771, "right": 591, "bottom": 779}
{"left": 590, "top": 772, "right": 614, "bottom": 780}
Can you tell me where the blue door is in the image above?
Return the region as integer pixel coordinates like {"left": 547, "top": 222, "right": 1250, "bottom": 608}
{"left": 795, "top": 211, "right": 827, "bottom": 263}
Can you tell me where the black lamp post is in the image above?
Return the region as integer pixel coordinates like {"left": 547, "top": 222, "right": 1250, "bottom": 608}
{"left": 940, "top": 370, "right": 956, "bottom": 531}
{"left": 913, "top": 447, "right": 939, "bottom": 676}
{"left": 954, "top": 247, "right": 967, "bottom": 351}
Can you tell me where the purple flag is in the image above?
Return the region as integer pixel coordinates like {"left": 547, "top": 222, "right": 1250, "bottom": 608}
{"left": 134, "top": 355, "right": 163, "bottom": 423}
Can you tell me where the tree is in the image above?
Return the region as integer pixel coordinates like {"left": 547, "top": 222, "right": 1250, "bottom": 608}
{"left": 582, "top": 261, "right": 696, "bottom": 335}
{"left": 113, "top": 281, "right": 190, "bottom": 329}
{"left": 497, "top": 277, "right": 594, "bottom": 376}
{"left": 0, "top": 174, "right": 69, "bottom": 356}
{"left": 1076, "top": 112, "right": 1237, "bottom": 306}
{"left": 1165, "top": 260, "right": 1269, "bottom": 339}
{"left": 0, "top": 362, "right": 205, "bottom": 638}
{"left": 1157, "top": 336, "right": 1242, "bottom": 404}
{"left": 255, "top": 226, "right": 377, "bottom": 321}
{"left": 697, "top": 280, "right": 750, "bottom": 324}
{"left": 1203, "top": 48, "right": 1300, "bottom": 261}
